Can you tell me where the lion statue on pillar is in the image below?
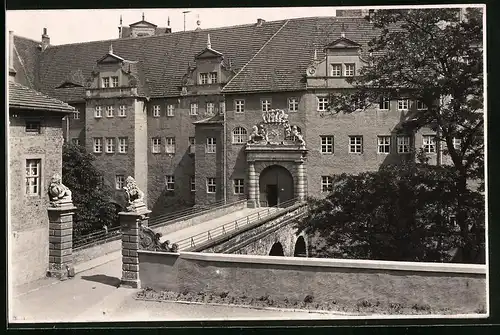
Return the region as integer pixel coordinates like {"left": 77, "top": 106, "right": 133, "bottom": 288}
{"left": 48, "top": 174, "right": 72, "bottom": 207}
{"left": 123, "top": 176, "right": 146, "bottom": 212}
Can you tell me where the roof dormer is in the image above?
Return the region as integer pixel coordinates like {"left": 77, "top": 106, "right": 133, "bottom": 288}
{"left": 128, "top": 13, "right": 158, "bottom": 38}
{"left": 195, "top": 34, "right": 223, "bottom": 60}
{"left": 97, "top": 44, "right": 125, "bottom": 64}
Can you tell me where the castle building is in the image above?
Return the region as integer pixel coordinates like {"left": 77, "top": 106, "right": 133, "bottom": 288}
{"left": 11, "top": 14, "right": 453, "bottom": 217}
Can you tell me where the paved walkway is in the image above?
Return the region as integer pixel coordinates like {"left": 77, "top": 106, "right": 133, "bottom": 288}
{"left": 10, "top": 207, "right": 284, "bottom": 323}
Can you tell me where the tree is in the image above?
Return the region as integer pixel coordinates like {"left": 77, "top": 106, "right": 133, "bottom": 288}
{"left": 62, "top": 143, "right": 119, "bottom": 238}
{"left": 326, "top": 8, "right": 484, "bottom": 262}
{"left": 297, "top": 163, "right": 485, "bottom": 263}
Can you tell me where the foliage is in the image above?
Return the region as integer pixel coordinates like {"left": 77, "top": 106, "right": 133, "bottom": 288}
{"left": 325, "top": 8, "right": 484, "bottom": 262}
{"left": 62, "top": 143, "right": 119, "bottom": 238}
{"left": 297, "top": 163, "right": 485, "bottom": 263}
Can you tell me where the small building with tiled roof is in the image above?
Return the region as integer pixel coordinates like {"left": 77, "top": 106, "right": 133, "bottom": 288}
{"left": 8, "top": 30, "right": 75, "bottom": 286}
{"left": 10, "top": 12, "right": 451, "bottom": 219}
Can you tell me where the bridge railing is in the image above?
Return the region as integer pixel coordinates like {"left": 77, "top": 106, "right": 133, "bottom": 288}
{"left": 175, "top": 198, "right": 305, "bottom": 251}
{"left": 73, "top": 199, "right": 246, "bottom": 250}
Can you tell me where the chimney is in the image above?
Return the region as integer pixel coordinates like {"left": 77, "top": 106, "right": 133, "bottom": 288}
{"left": 256, "top": 18, "right": 266, "bottom": 27}
{"left": 9, "top": 31, "right": 16, "bottom": 81}
{"left": 41, "top": 28, "right": 50, "bottom": 51}
{"left": 165, "top": 16, "right": 172, "bottom": 33}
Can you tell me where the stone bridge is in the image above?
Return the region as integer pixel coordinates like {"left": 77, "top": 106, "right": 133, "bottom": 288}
{"left": 189, "top": 203, "right": 309, "bottom": 257}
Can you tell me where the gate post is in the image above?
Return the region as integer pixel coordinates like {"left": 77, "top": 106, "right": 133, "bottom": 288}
{"left": 119, "top": 176, "right": 150, "bottom": 289}
{"left": 47, "top": 204, "right": 76, "bottom": 280}
{"left": 119, "top": 208, "right": 150, "bottom": 288}
{"left": 47, "top": 174, "right": 75, "bottom": 280}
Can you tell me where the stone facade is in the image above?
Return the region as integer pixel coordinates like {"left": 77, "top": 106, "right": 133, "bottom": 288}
{"left": 9, "top": 110, "right": 68, "bottom": 285}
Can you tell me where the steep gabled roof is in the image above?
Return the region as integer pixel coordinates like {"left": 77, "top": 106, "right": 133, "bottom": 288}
{"left": 35, "top": 20, "right": 288, "bottom": 101}
{"left": 12, "top": 35, "right": 41, "bottom": 89}
{"left": 9, "top": 81, "right": 75, "bottom": 113}
{"left": 222, "top": 17, "right": 379, "bottom": 94}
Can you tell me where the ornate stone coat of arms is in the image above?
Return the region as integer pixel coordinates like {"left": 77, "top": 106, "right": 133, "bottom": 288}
{"left": 247, "top": 109, "right": 305, "bottom": 147}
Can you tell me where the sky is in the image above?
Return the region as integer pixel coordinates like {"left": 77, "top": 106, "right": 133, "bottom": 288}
{"left": 6, "top": 7, "right": 344, "bottom": 45}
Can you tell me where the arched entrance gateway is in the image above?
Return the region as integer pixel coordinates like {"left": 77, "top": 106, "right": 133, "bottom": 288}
{"left": 259, "top": 165, "right": 294, "bottom": 207}
{"left": 245, "top": 109, "right": 308, "bottom": 208}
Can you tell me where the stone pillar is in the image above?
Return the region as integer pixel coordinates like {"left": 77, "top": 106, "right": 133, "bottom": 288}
{"left": 296, "top": 160, "right": 306, "bottom": 202}
{"left": 247, "top": 161, "right": 258, "bottom": 208}
{"left": 119, "top": 207, "right": 151, "bottom": 288}
{"left": 47, "top": 204, "right": 76, "bottom": 280}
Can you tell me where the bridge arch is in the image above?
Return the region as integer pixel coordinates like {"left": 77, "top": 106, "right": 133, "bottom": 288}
{"left": 269, "top": 241, "right": 285, "bottom": 256}
{"left": 293, "top": 235, "right": 307, "bottom": 257}
{"left": 258, "top": 164, "right": 294, "bottom": 207}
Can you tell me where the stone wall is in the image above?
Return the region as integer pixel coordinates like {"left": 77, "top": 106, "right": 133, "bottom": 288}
{"left": 138, "top": 251, "right": 487, "bottom": 313}
{"left": 9, "top": 110, "right": 66, "bottom": 285}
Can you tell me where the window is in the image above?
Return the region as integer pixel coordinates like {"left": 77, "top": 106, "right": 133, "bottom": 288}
{"left": 72, "top": 138, "right": 80, "bottom": 146}
{"left": 417, "top": 100, "right": 427, "bottom": 110}
{"left": 321, "top": 176, "right": 333, "bottom": 193}
{"left": 165, "top": 137, "right": 176, "bottom": 154}
{"left": 102, "top": 77, "right": 110, "bottom": 88}
{"left": 26, "top": 159, "right": 41, "bottom": 196}
{"left": 349, "top": 136, "right": 363, "bottom": 153}
{"left": 119, "top": 105, "right": 126, "bottom": 117}
{"left": 152, "top": 105, "right": 161, "bottom": 117}
{"left": 317, "top": 97, "right": 329, "bottom": 112}
{"left": 206, "top": 137, "right": 216, "bottom": 153}
{"left": 453, "top": 137, "right": 461, "bottom": 150}
{"left": 111, "top": 76, "right": 119, "bottom": 88}
{"left": 93, "top": 138, "right": 103, "bottom": 153}
{"left": 167, "top": 104, "right": 174, "bottom": 116}
{"left": 232, "top": 127, "right": 248, "bottom": 144}
{"left": 398, "top": 99, "right": 409, "bottom": 111}
{"left": 397, "top": 136, "right": 410, "bottom": 153}
{"left": 235, "top": 100, "right": 245, "bottom": 113}
{"left": 207, "top": 178, "right": 216, "bottom": 193}
{"left": 189, "top": 137, "right": 195, "bottom": 154}
{"left": 190, "top": 176, "right": 196, "bottom": 192}
{"left": 261, "top": 99, "right": 271, "bottom": 112}
{"left": 115, "top": 175, "right": 125, "bottom": 190}
{"left": 379, "top": 97, "right": 390, "bottom": 110}
{"left": 199, "top": 73, "right": 208, "bottom": 85}
{"left": 234, "top": 179, "right": 244, "bottom": 194}
{"left": 165, "top": 175, "right": 175, "bottom": 191}
{"left": 377, "top": 136, "right": 391, "bottom": 154}
{"left": 152, "top": 137, "right": 161, "bottom": 153}
{"left": 106, "top": 106, "right": 114, "bottom": 117}
{"left": 206, "top": 102, "right": 215, "bottom": 116}
{"left": 331, "top": 64, "right": 342, "bottom": 77}
{"left": 105, "top": 138, "right": 115, "bottom": 153}
{"left": 190, "top": 103, "right": 198, "bottom": 115}
{"left": 118, "top": 137, "right": 128, "bottom": 153}
{"left": 320, "top": 136, "right": 334, "bottom": 154}
{"left": 423, "top": 135, "right": 436, "bottom": 153}
{"left": 95, "top": 106, "right": 102, "bottom": 118}
{"left": 344, "top": 64, "right": 355, "bottom": 77}
{"left": 25, "top": 120, "right": 41, "bottom": 133}
{"left": 219, "top": 101, "right": 226, "bottom": 114}
{"left": 288, "top": 98, "right": 299, "bottom": 112}
{"left": 209, "top": 72, "right": 217, "bottom": 84}
{"left": 74, "top": 109, "right": 80, "bottom": 120}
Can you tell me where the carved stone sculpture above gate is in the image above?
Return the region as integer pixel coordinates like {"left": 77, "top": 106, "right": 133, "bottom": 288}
{"left": 247, "top": 109, "right": 306, "bottom": 148}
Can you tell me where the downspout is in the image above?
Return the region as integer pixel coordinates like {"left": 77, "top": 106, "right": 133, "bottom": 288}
{"left": 66, "top": 116, "right": 70, "bottom": 143}
{"left": 223, "top": 94, "right": 227, "bottom": 204}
